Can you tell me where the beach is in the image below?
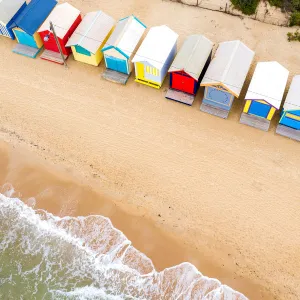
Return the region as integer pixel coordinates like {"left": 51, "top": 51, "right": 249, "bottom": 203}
{"left": 1, "top": 0, "right": 300, "bottom": 299}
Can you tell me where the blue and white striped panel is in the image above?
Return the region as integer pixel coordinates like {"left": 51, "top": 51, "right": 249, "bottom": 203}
{"left": 0, "top": 23, "right": 12, "bottom": 38}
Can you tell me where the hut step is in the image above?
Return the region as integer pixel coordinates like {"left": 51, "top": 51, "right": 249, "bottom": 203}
{"left": 102, "top": 69, "right": 130, "bottom": 85}
{"left": 40, "top": 50, "right": 68, "bottom": 65}
{"left": 12, "top": 44, "right": 42, "bottom": 58}
{"left": 239, "top": 113, "right": 270, "bottom": 131}
{"left": 165, "top": 89, "right": 195, "bottom": 106}
{"left": 276, "top": 124, "right": 300, "bottom": 141}
{"left": 200, "top": 103, "right": 230, "bottom": 119}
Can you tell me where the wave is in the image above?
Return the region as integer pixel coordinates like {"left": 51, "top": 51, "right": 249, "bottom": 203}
{"left": 0, "top": 188, "right": 247, "bottom": 299}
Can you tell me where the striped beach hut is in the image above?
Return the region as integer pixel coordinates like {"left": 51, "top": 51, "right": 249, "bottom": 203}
{"left": 0, "top": 0, "right": 27, "bottom": 39}
{"left": 200, "top": 40, "right": 255, "bottom": 119}
{"left": 132, "top": 25, "right": 178, "bottom": 89}
{"left": 240, "top": 61, "right": 289, "bottom": 131}
{"left": 166, "top": 34, "right": 213, "bottom": 105}
{"left": 276, "top": 75, "right": 300, "bottom": 141}
{"left": 66, "top": 11, "right": 115, "bottom": 66}
{"left": 101, "top": 15, "right": 146, "bottom": 84}
{"left": 38, "top": 3, "right": 81, "bottom": 64}
{"left": 11, "top": 0, "right": 57, "bottom": 58}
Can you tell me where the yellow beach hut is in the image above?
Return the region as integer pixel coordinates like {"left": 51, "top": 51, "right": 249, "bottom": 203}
{"left": 66, "top": 11, "right": 115, "bottom": 66}
{"left": 132, "top": 25, "right": 178, "bottom": 89}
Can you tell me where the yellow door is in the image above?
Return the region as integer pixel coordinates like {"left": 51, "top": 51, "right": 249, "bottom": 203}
{"left": 136, "top": 62, "right": 144, "bottom": 80}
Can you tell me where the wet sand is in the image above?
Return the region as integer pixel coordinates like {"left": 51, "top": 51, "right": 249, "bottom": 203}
{"left": 0, "top": 141, "right": 262, "bottom": 299}
{"left": 1, "top": 0, "right": 300, "bottom": 299}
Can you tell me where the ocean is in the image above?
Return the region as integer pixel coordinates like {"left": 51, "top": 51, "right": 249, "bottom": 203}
{"left": 0, "top": 189, "right": 247, "bottom": 300}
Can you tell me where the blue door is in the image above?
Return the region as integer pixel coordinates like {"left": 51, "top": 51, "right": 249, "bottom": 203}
{"left": 105, "top": 56, "right": 128, "bottom": 74}
{"left": 249, "top": 101, "right": 270, "bottom": 118}
{"left": 14, "top": 30, "right": 37, "bottom": 48}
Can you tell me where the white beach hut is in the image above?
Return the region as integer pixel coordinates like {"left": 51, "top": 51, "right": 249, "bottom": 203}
{"left": 241, "top": 61, "right": 289, "bottom": 131}
{"left": 200, "top": 40, "right": 255, "bottom": 118}
{"left": 132, "top": 25, "right": 179, "bottom": 89}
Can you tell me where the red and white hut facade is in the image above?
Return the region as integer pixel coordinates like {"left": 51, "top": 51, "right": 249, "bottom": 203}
{"left": 38, "top": 2, "right": 81, "bottom": 64}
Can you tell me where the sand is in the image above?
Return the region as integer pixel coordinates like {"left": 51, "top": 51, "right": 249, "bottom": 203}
{"left": 1, "top": 0, "right": 300, "bottom": 299}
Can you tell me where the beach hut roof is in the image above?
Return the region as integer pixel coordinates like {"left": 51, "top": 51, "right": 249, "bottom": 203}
{"left": 9, "top": 0, "right": 57, "bottom": 35}
{"left": 283, "top": 75, "right": 300, "bottom": 111}
{"left": 132, "top": 25, "right": 178, "bottom": 70}
{"left": 0, "top": 0, "right": 26, "bottom": 25}
{"left": 102, "top": 15, "right": 146, "bottom": 58}
{"left": 66, "top": 11, "right": 115, "bottom": 54}
{"left": 168, "top": 34, "right": 213, "bottom": 81}
{"left": 245, "top": 61, "right": 289, "bottom": 110}
{"left": 201, "top": 40, "right": 255, "bottom": 97}
{"left": 38, "top": 2, "right": 80, "bottom": 39}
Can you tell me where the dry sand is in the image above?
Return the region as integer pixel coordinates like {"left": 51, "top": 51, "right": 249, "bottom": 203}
{"left": 1, "top": 0, "right": 300, "bottom": 299}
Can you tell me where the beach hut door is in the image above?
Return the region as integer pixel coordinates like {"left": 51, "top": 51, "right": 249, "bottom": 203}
{"left": 106, "top": 56, "right": 127, "bottom": 74}
{"left": 172, "top": 73, "right": 194, "bottom": 94}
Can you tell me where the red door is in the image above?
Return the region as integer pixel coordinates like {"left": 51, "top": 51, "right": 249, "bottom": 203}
{"left": 171, "top": 72, "right": 195, "bottom": 95}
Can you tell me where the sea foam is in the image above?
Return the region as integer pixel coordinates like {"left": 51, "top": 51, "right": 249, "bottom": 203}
{"left": 0, "top": 190, "right": 248, "bottom": 299}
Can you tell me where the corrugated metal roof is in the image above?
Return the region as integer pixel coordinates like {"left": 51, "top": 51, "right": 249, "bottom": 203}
{"left": 102, "top": 15, "right": 146, "bottom": 58}
{"left": 132, "top": 25, "right": 178, "bottom": 70}
{"left": 0, "top": 0, "right": 26, "bottom": 25}
{"left": 201, "top": 40, "right": 255, "bottom": 97}
{"left": 245, "top": 61, "right": 289, "bottom": 109}
{"left": 66, "top": 11, "right": 115, "bottom": 54}
{"left": 10, "top": 0, "right": 57, "bottom": 35}
{"left": 284, "top": 75, "right": 300, "bottom": 111}
{"left": 168, "top": 35, "right": 213, "bottom": 81}
{"left": 38, "top": 2, "right": 80, "bottom": 39}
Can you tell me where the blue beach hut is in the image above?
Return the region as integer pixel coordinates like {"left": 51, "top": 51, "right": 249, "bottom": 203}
{"left": 276, "top": 75, "right": 300, "bottom": 141}
{"left": 241, "top": 61, "right": 289, "bottom": 131}
{"left": 11, "top": 0, "right": 57, "bottom": 58}
{"left": 0, "top": 0, "right": 27, "bottom": 39}
{"left": 101, "top": 15, "right": 146, "bottom": 84}
{"left": 200, "top": 40, "right": 255, "bottom": 119}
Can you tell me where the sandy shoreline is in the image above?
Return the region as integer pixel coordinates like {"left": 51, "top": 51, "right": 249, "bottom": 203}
{"left": 1, "top": 0, "right": 300, "bottom": 299}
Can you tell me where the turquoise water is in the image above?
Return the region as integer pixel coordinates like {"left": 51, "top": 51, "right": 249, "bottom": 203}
{"left": 0, "top": 191, "right": 247, "bottom": 300}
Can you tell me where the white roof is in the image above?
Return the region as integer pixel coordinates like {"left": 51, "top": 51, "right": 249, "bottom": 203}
{"left": 103, "top": 15, "right": 146, "bottom": 58}
{"left": 66, "top": 11, "right": 115, "bottom": 54}
{"left": 132, "top": 25, "right": 178, "bottom": 70}
{"left": 201, "top": 40, "right": 255, "bottom": 97}
{"left": 245, "top": 61, "right": 289, "bottom": 109}
{"left": 283, "top": 75, "right": 300, "bottom": 111}
{"left": 38, "top": 2, "right": 80, "bottom": 39}
{"left": 0, "top": 0, "right": 25, "bottom": 25}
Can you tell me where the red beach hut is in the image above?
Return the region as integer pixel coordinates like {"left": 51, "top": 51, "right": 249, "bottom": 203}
{"left": 38, "top": 2, "right": 81, "bottom": 64}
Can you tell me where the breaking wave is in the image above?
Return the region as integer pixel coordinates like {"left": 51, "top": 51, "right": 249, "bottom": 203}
{"left": 0, "top": 187, "right": 247, "bottom": 300}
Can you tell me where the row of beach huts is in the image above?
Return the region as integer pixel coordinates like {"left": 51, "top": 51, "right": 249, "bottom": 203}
{"left": 1, "top": 0, "right": 300, "bottom": 141}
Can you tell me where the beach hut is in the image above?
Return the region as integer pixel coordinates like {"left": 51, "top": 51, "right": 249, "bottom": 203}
{"left": 66, "top": 11, "right": 115, "bottom": 67}
{"left": 132, "top": 25, "right": 178, "bottom": 89}
{"left": 0, "top": 0, "right": 27, "bottom": 39}
{"left": 200, "top": 40, "right": 255, "bottom": 119}
{"left": 240, "top": 61, "right": 289, "bottom": 131}
{"left": 10, "top": 0, "right": 57, "bottom": 58}
{"left": 276, "top": 75, "right": 300, "bottom": 141}
{"left": 166, "top": 35, "right": 213, "bottom": 105}
{"left": 38, "top": 3, "right": 81, "bottom": 64}
{"left": 101, "top": 15, "right": 146, "bottom": 85}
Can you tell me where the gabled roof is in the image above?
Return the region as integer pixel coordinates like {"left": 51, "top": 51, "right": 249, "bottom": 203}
{"left": 0, "top": 0, "right": 26, "bottom": 25}
{"left": 245, "top": 61, "right": 289, "bottom": 110}
{"left": 38, "top": 2, "right": 80, "bottom": 39}
{"left": 283, "top": 75, "right": 300, "bottom": 111}
{"left": 132, "top": 25, "right": 178, "bottom": 70}
{"left": 102, "top": 15, "right": 146, "bottom": 58}
{"left": 10, "top": 0, "right": 57, "bottom": 35}
{"left": 66, "top": 11, "right": 115, "bottom": 54}
{"left": 168, "top": 34, "right": 213, "bottom": 81}
{"left": 201, "top": 40, "right": 255, "bottom": 97}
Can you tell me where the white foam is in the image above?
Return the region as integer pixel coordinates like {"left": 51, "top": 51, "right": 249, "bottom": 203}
{"left": 0, "top": 191, "right": 248, "bottom": 299}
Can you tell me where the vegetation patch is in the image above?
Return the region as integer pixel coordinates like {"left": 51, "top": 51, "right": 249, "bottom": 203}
{"left": 287, "top": 29, "right": 300, "bottom": 40}
{"left": 230, "top": 0, "right": 260, "bottom": 15}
